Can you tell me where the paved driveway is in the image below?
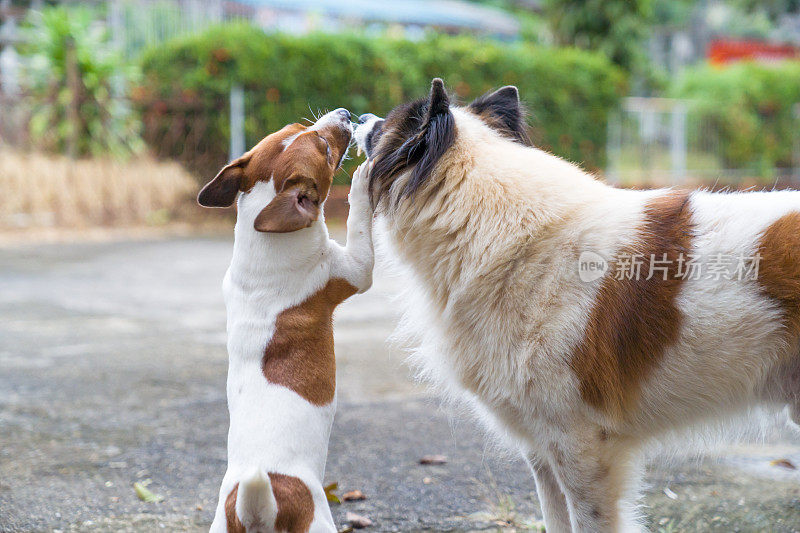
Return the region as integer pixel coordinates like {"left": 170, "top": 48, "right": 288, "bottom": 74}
{"left": 1, "top": 233, "right": 800, "bottom": 532}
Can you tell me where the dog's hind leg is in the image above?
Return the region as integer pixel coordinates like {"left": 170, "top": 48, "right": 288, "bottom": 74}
{"left": 778, "top": 360, "right": 800, "bottom": 427}
{"left": 525, "top": 454, "right": 572, "bottom": 533}
{"left": 760, "top": 356, "right": 800, "bottom": 427}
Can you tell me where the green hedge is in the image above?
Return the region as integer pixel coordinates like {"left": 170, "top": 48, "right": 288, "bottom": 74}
{"left": 672, "top": 61, "right": 800, "bottom": 175}
{"left": 137, "top": 24, "right": 626, "bottom": 180}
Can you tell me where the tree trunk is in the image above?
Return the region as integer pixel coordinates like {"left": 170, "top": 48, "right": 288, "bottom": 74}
{"left": 64, "top": 37, "right": 80, "bottom": 159}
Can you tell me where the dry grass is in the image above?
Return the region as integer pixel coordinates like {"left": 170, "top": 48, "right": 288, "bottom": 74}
{"left": 0, "top": 149, "right": 198, "bottom": 229}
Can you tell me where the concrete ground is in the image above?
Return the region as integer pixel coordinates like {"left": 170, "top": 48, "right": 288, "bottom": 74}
{"left": 1, "top": 232, "right": 800, "bottom": 532}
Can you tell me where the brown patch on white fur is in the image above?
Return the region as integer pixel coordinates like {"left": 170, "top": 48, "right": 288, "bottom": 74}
{"left": 242, "top": 123, "right": 349, "bottom": 199}
{"left": 572, "top": 191, "right": 693, "bottom": 416}
{"left": 198, "top": 120, "right": 350, "bottom": 212}
{"left": 757, "top": 211, "right": 800, "bottom": 342}
{"left": 271, "top": 473, "right": 315, "bottom": 533}
{"left": 262, "top": 278, "right": 358, "bottom": 405}
{"left": 225, "top": 483, "right": 245, "bottom": 533}
{"left": 224, "top": 474, "right": 315, "bottom": 533}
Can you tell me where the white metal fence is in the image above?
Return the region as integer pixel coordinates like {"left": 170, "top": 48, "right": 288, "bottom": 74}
{"left": 606, "top": 96, "right": 800, "bottom": 187}
{"left": 107, "top": 0, "right": 227, "bottom": 59}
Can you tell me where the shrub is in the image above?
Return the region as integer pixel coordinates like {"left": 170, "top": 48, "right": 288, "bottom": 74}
{"left": 137, "top": 24, "right": 626, "bottom": 180}
{"left": 672, "top": 61, "right": 800, "bottom": 176}
{"left": 21, "top": 6, "right": 143, "bottom": 157}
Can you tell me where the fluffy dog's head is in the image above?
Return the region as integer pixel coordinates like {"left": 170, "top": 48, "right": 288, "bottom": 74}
{"left": 354, "top": 78, "right": 528, "bottom": 206}
{"left": 198, "top": 108, "right": 352, "bottom": 232}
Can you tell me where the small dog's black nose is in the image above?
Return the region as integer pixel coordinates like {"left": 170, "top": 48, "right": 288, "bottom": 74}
{"left": 335, "top": 108, "right": 351, "bottom": 121}
{"left": 358, "top": 113, "right": 376, "bottom": 124}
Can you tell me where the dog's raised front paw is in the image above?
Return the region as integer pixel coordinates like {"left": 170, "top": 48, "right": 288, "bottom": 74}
{"left": 349, "top": 161, "right": 372, "bottom": 208}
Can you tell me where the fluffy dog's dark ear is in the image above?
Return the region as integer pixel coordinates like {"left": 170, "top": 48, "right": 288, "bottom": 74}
{"left": 425, "top": 78, "right": 450, "bottom": 123}
{"left": 468, "top": 86, "right": 530, "bottom": 145}
{"left": 198, "top": 154, "right": 251, "bottom": 208}
{"left": 369, "top": 78, "right": 457, "bottom": 204}
{"left": 402, "top": 78, "right": 455, "bottom": 197}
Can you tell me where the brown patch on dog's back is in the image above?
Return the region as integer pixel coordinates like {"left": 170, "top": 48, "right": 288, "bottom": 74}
{"left": 757, "top": 211, "right": 800, "bottom": 341}
{"left": 571, "top": 191, "right": 693, "bottom": 416}
{"left": 224, "top": 474, "right": 315, "bottom": 533}
{"left": 225, "top": 483, "right": 245, "bottom": 533}
{"left": 263, "top": 278, "right": 358, "bottom": 405}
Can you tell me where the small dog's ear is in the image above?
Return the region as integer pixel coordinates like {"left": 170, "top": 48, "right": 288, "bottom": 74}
{"left": 198, "top": 154, "right": 251, "bottom": 208}
{"left": 253, "top": 176, "right": 320, "bottom": 233}
{"left": 468, "top": 86, "right": 530, "bottom": 145}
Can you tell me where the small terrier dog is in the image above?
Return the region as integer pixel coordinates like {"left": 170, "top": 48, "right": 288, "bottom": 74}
{"left": 198, "top": 109, "right": 374, "bottom": 533}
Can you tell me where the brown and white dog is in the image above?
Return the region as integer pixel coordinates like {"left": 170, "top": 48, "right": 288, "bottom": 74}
{"left": 354, "top": 79, "right": 800, "bottom": 532}
{"left": 199, "top": 109, "right": 375, "bottom": 533}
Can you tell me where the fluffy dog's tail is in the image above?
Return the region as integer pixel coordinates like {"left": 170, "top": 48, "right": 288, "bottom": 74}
{"left": 234, "top": 468, "right": 276, "bottom": 532}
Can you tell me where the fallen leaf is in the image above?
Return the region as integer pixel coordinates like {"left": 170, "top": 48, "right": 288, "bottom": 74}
{"left": 337, "top": 527, "right": 354, "bottom": 533}
{"left": 419, "top": 455, "right": 447, "bottom": 465}
{"left": 324, "top": 482, "right": 341, "bottom": 504}
{"left": 663, "top": 487, "right": 678, "bottom": 500}
{"left": 422, "top": 477, "right": 433, "bottom": 484}
{"left": 770, "top": 458, "right": 797, "bottom": 470}
{"left": 342, "top": 490, "right": 366, "bottom": 501}
{"left": 134, "top": 481, "right": 164, "bottom": 503}
{"left": 346, "top": 512, "right": 373, "bottom": 529}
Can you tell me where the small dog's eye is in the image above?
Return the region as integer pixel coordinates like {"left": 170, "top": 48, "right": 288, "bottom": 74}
{"left": 319, "top": 137, "right": 332, "bottom": 161}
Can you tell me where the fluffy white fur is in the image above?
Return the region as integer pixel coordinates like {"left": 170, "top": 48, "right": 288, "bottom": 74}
{"left": 209, "top": 121, "right": 374, "bottom": 532}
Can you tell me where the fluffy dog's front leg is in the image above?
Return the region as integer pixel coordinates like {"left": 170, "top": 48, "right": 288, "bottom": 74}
{"left": 525, "top": 455, "right": 572, "bottom": 533}
{"left": 548, "top": 434, "right": 642, "bottom": 533}
{"left": 330, "top": 161, "right": 375, "bottom": 292}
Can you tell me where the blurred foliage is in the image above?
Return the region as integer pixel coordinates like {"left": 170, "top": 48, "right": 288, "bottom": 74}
{"left": 731, "top": 0, "right": 800, "bottom": 21}
{"left": 21, "top": 6, "right": 143, "bottom": 157}
{"left": 467, "top": 0, "right": 551, "bottom": 44}
{"left": 542, "top": 0, "right": 654, "bottom": 72}
{"left": 137, "top": 24, "right": 626, "bottom": 181}
{"left": 653, "top": 0, "right": 696, "bottom": 27}
{"left": 672, "top": 61, "right": 800, "bottom": 175}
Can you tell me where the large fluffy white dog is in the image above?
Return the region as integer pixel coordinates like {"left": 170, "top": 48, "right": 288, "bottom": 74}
{"left": 354, "top": 79, "right": 800, "bottom": 532}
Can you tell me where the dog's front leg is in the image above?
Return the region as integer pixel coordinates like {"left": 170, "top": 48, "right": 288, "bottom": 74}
{"left": 330, "top": 161, "right": 375, "bottom": 292}
{"left": 525, "top": 454, "right": 572, "bottom": 533}
{"left": 547, "top": 434, "right": 641, "bottom": 533}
